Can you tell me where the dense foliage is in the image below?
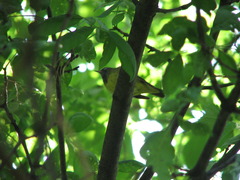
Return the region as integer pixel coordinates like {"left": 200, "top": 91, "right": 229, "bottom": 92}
{"left": 0, "top": 0, "right": 239, "bottom": 179}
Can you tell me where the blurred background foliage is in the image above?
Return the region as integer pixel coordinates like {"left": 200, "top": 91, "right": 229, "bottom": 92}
{"left": 0, "top": 0, "right": 239, "bottom": 179}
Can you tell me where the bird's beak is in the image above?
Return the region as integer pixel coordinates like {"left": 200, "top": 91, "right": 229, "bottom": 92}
{"left": 95, "top": 70, "right": 102, "bottom": 74}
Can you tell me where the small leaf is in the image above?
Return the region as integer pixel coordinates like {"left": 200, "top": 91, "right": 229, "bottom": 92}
{"left": 30, "top": 0, "right": 50, "bottom": 11}
{"left": 0, "top": 0, "right": 22, "bottom": 14}
{"left": 68, "top": 112, "right": 93, "bottom": 133}
{"left": 219, "top": 51, "right": 237, "bottom": 83}
{"left": 118, "top": 160, "right": 145, "bottom": 173}
{"left": 108, "top": 31, "right": 136, "bottom": 81}
{"left": 112, "top": 13, "right": 124, "bottom": 26}
{"left": 171, "top": 28, "right": 186, "bottom": 50}
{"left": 212, "top": 6, "right": 240, "bottom": 33}
{"left": 28, "top": 14, "right": 82, "bottom": 37}
{"left": 96, "top": 28, "right": 108, "bottom": 42}
{"left": 162, "top": 55, "right": 184, "bottom": 95}
{"left": 59, "top": 27, "right": 94, "bottom": 52}
{"left": 188, "top": 51, "right": 209, "bottom": 78}
{"left": 143, "top": 51, "right": 172, "bottom": 67}
{"left": 161, "top": 98, "right": 182, "bottom": 112}
{"left": 79, "top": 40, "right": 96, "bottom": 62}
{"left": 98, "top": 1, "right": 122, "bottom": 18}
{"left": 192, "top": 0, "right": 216, "bottom": 14}
{"left": 99, "top": 36, "right": 116, "bottom": 69}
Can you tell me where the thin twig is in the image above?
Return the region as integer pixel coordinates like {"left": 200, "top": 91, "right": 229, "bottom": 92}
{"left": 112, "top": 26, "right": 161, "bottom": 53}
{"left": 202, "top": 83, "right": 234, "bottom": 90}
{"left": 50, "top": 0, "right": 76, "bottom": 179}
{"left": 157, "top": 2, "right": 192, "bottom": 13}
{"left": 1, "top": 67, "right": 35, "bottom": 177}
{"left": 207, "top": 67, "right": 226, "bottom": 103}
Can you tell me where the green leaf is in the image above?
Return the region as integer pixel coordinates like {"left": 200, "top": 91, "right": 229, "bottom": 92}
{"left": 28, "top": 14, "right": 82, "bottom": 37}
{"left": 50, "top": 0, "right": 69, "bottom": 16}
{"left": 112, "top": 13, "right": 125, "bottom": 26}
{"left": 192, "top": 0, "right": 217, "bottom": 14}
{"left": 161, "top": 98, "right": 183, "bottom": 112}
{"left": 159, "top": 16, "right": 208, "bottom": 45}
{"left": 108, "top": 31, "right": 136, "bottom": 81}
{"left": 99, "top": 36, "right": 116, "bottom": 69}
{"left": 159, "top": 17, "right": 193, "bottom": 37}
{"left": 98, "top": 1, "right": 122, "bottom": 18}
{"left": 218, "top": 121, "right": 235, "bottom": 149}
{"left": 30, "top": 0, "right": 50, "bottom": 11}
{"left": 68, "top": 112, "right": 93, "bottom": 133}
{"left": 188, "top": 51, "right": 209, "bottom": 78}
{"left": 143, "top": 51, "right": 172, "bottom": 67}
{"left": 79, "top": 40, "right": 96, "bottom": 62}
{"left": 182, "top": 132, "right": 209, "bottom": 168}
{"left": 171, "top": 27, "right": 186, "bottom": 51}
{"left": 117, "top": 160, "right": 144, "bottom": 180}
{"left": 118, "top": 160, "right": 145, "bottom": 173}
{"left": 212, "top": 6, "right": 240, "bottom": 33}
{"left": 0, "top": 0, "right": 22, "bottom": 14}
{"left": 162, "top": 55, "right": 184, "bottom": 95}
{"left": 140, "top": 131, "right": 174, "bottom": 180}
{"left": 96, "top": 28, "right": 109, "bottom": 42}
{"left": 59, "top": 27, "right": 94, "bottom": 52}
{"left": 219, "top": 51, "right": 237, "bottom": 83}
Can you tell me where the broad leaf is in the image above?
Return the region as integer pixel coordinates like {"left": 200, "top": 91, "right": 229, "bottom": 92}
{"left": 143, "top": 51, "right": 172, "bottom": 67}
{"left": 140, "top": 131, "right": 174, "bottom": 180}
{"left": 212, "top": 6, "right": 240, "bottom": 33}
{"left": 219, "top": 51, "right": 237, "bottom": 83}
{"left": 108, "top": 31, "right": 136, "bottom": 81}
{"left": 68, "top": 112, "right": 93, "bottom": 133}
{"left": 192, "top": 0, "right": 217, "bottom": 14}
{"left": 99, "top": 35, "right": 116, "bottom": 69}
{"left": 162, "top": 55, "right": 184, "bottom": 95}
{"left": 59, "top": 27, "right": 94, "bottom": 52}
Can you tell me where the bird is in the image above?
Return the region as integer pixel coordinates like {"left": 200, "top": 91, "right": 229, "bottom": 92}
{"left": 97, "top": 67, "right": 164, "bottom": 99}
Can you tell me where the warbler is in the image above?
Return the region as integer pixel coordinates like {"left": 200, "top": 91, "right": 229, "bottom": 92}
{"left": 97, "top": 67, "right": 164, "bottom": 99}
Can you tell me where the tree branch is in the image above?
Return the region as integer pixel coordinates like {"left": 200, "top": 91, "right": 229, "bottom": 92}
{"left": 207, "top": 67, "right": 227, "bottom": 103}
{"left": 202, "top": 83, "right": 234, "bottom": 90}
{"left": 139, "top": 166, "right": 154, "bottom": 180}
{"left": 97, "top": 0, "right": 158, "bottom": 179}
{"left": 1, "top": 67, "right": 35, "bottom": 178}
{"left": 189, "top": 72, "right": 240, "bottom": 178}
{"left": 207, "top": 141, "right": 240, "bottom": 179}
{"left": 157, "top": 2, "right": 192, "bottom": 13}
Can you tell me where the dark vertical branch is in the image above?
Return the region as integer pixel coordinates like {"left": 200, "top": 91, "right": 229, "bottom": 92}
{"left": 97, "top": 0, "right": 158, "bottom": 180}
{"left": 49, "top": 1, "right": 75, "bottom": 179}
{"left": 56, "top": 73, "right": 68, "bottom": 180}
{"left": 189, "top": 73, "right": 240, "bottom": 179}
{"left": 188, "top": 5, "right": 240, "bottom": 179}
